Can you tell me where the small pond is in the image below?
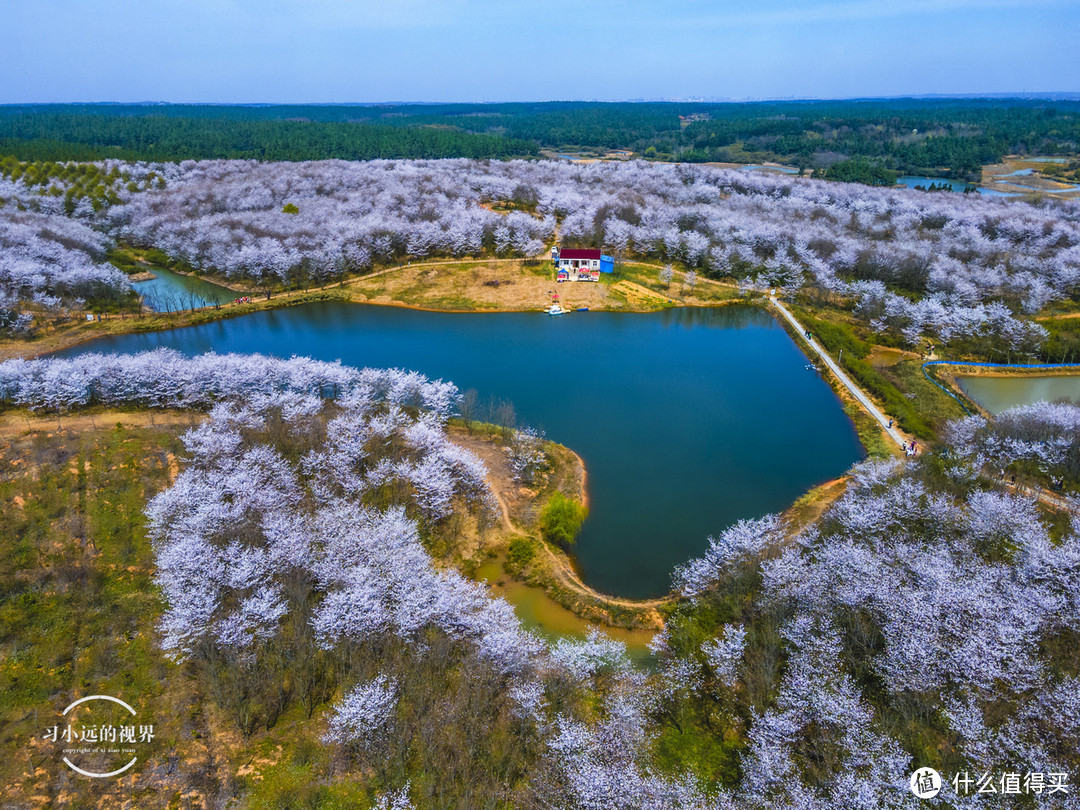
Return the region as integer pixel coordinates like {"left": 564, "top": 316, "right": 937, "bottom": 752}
{"left": 895, "top": 176, "right": 1021, "bottom": 197}
{"left": 957, "top": 373, "right": 1080, "bottom": 415}
{"left": 132, "top": 267, "right": 236, "bottom": 312}
{"left": 741, "top": 164, "right": 799, "bottom": 174}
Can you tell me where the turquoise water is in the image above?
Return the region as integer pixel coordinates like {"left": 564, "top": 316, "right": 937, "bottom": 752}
{"left": 895, "top": 176, "right": 1020, "bottom": 197}
{"left": 741, "top": 164, "right": 799, "bottom": 174}
{"left": 132, "top": 267, "right": 236, "bottom": 312}
{"left": 56, "top": 302, "right": 864, "bottom": 598}
{"left": 896, "top": 174, "right": 1080, "bottom": 196}
{"left": 957, "top": 374, "right": 1080, "bottom": 415}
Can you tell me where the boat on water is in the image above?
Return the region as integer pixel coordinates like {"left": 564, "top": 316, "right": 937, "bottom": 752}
{"left": 545, "top": 303, "right": 567, "bottom": 315}
{"left": 576, "top": 306, "right": 589, "bottom": 312}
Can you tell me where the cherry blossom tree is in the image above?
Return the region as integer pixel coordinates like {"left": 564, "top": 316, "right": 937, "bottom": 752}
{"left": 0, "top": 208, "right": 130, "bottom": 312}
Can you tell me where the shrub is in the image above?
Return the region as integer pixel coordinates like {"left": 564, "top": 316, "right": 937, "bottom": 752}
{"left": 538, "top": 492, "right": 588, "bottom": 546}
{"left": 506, "top": 536, "right": 537, "bottom": 568}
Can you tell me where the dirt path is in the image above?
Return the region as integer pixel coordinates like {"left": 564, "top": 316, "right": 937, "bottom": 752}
{"left": 531, "top": 532, "right": 671, "bottom": 611}
{"left": 0, "top": 409, "right": 202, "bottom": 436}
{"left": 998, "top": 476, "right": 1080, "bottom": 515}
{"left": 449, "top": 430, "right": 671, "bottom": 614}
{"left": 782, "top": 476, "right": 850, "bottom": 533}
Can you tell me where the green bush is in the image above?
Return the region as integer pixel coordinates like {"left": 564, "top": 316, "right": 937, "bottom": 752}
{"left": 506, "top": 536, "right": 537, "bottom": 568}
{"left": 821, "top": 159, "right": 898, "bottom": 187}
{"left": 538, "top": 492, "right": 588, "bottom": 546}
{"left": 143, "top": 247, "right": 174, "bottom": 266}
{"left": 244, "top": 761, "right": 369, "bottom": 809}
{"left": 1040, "top": 317, "right": 1080, "bottom": 364}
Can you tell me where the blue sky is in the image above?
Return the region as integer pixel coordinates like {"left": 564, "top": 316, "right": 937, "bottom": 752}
{"left": 4, "top": 0, "right": 1079, "bottom": 103}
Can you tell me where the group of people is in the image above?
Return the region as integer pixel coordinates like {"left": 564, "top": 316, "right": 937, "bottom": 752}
{"left": 232, "top": 296, "right": 252, "bottom": 304}
{"left": 886, "top": 418, "right": 919, "bottom": 456}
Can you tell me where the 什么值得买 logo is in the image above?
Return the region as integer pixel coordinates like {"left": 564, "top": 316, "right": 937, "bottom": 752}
{"left": 910, "top": 766, "right": 942, "bottom": 798}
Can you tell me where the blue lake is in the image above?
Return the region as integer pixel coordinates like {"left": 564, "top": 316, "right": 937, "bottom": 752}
{"left": 56, "top": 302, "right": 864, "bottom": 598}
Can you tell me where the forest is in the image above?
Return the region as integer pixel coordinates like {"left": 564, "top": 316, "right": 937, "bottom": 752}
{"left": 1, "top": 99, "right": 1078, "bottom": 176}
{"left": 0, "top": 109, "right": 539, "bottom": 163}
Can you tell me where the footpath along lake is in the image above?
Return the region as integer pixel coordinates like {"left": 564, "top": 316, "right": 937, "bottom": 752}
{"left": 58, "top": 302, "right": 864, "bottom": 598}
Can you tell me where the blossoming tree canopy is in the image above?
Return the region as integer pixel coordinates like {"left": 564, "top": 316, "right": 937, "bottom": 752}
{"left": 4, "top": 156, "right": 1079, "bottom": 351}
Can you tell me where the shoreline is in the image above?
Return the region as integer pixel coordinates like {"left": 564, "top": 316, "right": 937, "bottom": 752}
{"left": 0, "top": 288, "right": 354, "bottom": 362}
{"left": 449, "top": 424, "right": 669, "bottom": 633}
{"left": 450, "top": 419, "right": 856, "bottom": 635}
{"left": 0, "top": 249, "right": 750, "bottom": 362}
{"left": 766, "top": 299, "right": 906, "bottom": 458}
{"left": 932, "top": 361, "right": 1080, "bottom": 378}
{"left": 0, "top": 280, "right": 752, "bottom": 363}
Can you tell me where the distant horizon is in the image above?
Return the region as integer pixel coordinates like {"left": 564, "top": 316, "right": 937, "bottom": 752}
{"left": 6, "top": 1, "right": 1078, "bottom": 105}
{"left": 5, "top": 92, "right": 1080, "bottom": 107}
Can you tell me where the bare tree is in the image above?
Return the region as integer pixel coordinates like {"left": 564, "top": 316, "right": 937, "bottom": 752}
{"left": 459, "top": 388, "right": 478, "bottom": 432}
{"left": 492, "top": 398, "right": 516, "bottom": 440}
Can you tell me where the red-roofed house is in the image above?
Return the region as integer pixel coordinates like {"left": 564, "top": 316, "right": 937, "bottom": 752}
{"left": 555, "top": 248, "right": 613, "bottom": 281}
